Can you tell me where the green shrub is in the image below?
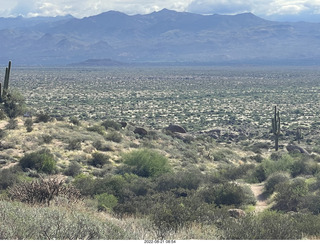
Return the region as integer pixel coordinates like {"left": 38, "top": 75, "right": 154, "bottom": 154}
{"left": 95, "top": 193, "right": 118, "bottom": 211}
{"left": 24, "top": 118, "right": 33, "bottom": 132}
{"left": 0, "top": 109, "right": 6, "bottom": 120}
{"left": 298, "top": 194, "right": 320, "bottom": 214}
{"left": 94, "top": 175, "right": 127, "bottom": 201}
{"left": 273, "top": 178, "right": 308, "bottom": 212}
{"left": 101, "top": 120, "right": 122, "bottom": 131}
{"left": 293, "top": 213, "right": 320, "bottom": 237}
{"left": 122, "top": 149, "right": 171, "bottom": 178}
{"left": 124, "top": 174, "right": 154, "bottom": 196}
{"left": 0, "top": 201, "right": 128, "bottom": 239}
{"left": 221, "top": 211, "right": 302, "bottom": 240}
{"left": 155, "top": 170, "right": 202, "bottom": 192}
{"left": 150, "top": 193, "right": 228, "bottom": 239}
{"left": 0, "top": 129, "right": 6, "bottom": 139}
{"left": 73, "top": 174, "right": 96, "bottom": 196}
{"left": 42, "top": 134, "right": 53, "bottom": 144}
{"left": 87, "top": 125, "right": 105, "bottom": 135}
{"left": 24, "top": 118, "right": 33, "bottom": 127}
{"left": 64, "top": 162, "right": 82, "bottom": 177}
{"left": 253, "top": 154, "right": 296, "bottom": 182}
{"left": 291, "top": 157, "right": 320, "bottom": 177}
{"left": 201, "top": 182, "right": 256, "bottom": 207}
{"left": 35, "top": 112, "right": 51, "bottom": 123}
{"left": 265, "top": 171, "right": 291, "bottom": 194}
{"left": 212, "top": 150, "right": 227, "bottom": 161}
{"left": 73, "top": 174, "right": 128, "bottom": 201}
{"left": 92, "top": 140, "right": 113, "bottom": 151}
{"left": 5, "top": 119, "right": 18, "bottom": 130}
{"left": 0, "top": 166, "right": 22, "bottom": 190}
{"left": 105, "top": 131, "right": 122, "bottom": 143}
{"left": 19, "top": 149, "right": 56, "bottom": 174}
{"left": 221, "top": 164, "right": 256, "bottom": 181}
{"left": 88, "top": 152, "right": 110, "bottom": 167}
{"left": 2, "top": 90, "right": 26, "bottom": 118}
{"left": 69, "top": 116, "right": 80, "bottom": 126}
{"left": 67, "top": 138, "right": 82, "bottom": 150}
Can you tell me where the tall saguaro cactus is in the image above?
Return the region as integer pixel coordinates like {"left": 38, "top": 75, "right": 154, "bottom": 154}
{"left": 296, "top": 127, "right": 303, "bottom": 144}
{"left": 0, "top": 60, "right": 12, "bottom": 102}
{"left": 272, "top": 106, "right": 281, "bottom": 151}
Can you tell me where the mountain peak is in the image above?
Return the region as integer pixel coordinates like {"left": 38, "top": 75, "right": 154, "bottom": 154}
{"left": 151, "top": 8, "right": 179, "bottom": 16}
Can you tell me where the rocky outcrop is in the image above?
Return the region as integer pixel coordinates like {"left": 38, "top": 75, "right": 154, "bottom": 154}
{"left": 165, "top": 124, "right": 187, "bottom": 133}
{"left": 286, "top": 144, "right": 310, "bottom": 155}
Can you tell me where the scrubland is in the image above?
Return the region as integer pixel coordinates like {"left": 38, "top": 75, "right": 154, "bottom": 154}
{"left": 1, "top": 66, "right": 320, "bottom": 240}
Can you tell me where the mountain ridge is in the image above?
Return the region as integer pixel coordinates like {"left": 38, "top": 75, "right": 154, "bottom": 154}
{"left": 0, "top": 9, "right": 319, "bottom": 66}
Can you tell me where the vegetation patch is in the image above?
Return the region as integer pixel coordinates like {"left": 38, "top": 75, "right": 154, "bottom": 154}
{"left": 19, "top": 149, "right": 57, "bottom": 174}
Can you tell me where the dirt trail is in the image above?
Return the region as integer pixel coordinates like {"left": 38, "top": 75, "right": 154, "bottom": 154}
{"left": 250, "top": 183, "right": 269, "bottom": 212}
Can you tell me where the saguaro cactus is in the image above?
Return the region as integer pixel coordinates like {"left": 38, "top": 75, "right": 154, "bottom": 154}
{"left": 0, "top": 60, "right": 12, "bottom": 102}
{"left": 272, "top": 106, "right": 280, "bottom": 151}
{"left": 296, "top": 127, "right": 303, "bottom": 144}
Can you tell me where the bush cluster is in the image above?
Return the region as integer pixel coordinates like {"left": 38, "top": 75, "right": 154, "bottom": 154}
{"left": 264, "top": 171, "right": 290, "bottom": 194}
{"left": 252, "top": 153, "right": 319, "bottom": 182}
{"left": 88, "top": 152, "right": 110, "bottom": 167}
{"left": 1, "top": 90, "right": 26, "bottom": 118}
{"left": 101, "top": 120, "right": 122, "bottom": 131}
{"left": 95, "top": 193, "right": 118, "bottom": 211}
{"left": 105, "top": 131, "right": 122, "bottom": 143}
{"left": 200, "top": 182, "right": 256, "bottom": 207}
{"left": 24, "top": 118, "right": 33, "bottom": 132}
{"left": 273, "top": 177, "right": 308, "bottom": 212}
{"left": 122, "top": 149, "right": 171, "bottom": 178}
{"left": 0, "top": 201, "right": 128, "bottom": 240}
{"left": 19, "top": 149, "right": 56, "bottom": 174}
{"left": 35, "top": 112, "right": 51, "bottom": 123}
{"left": 0, "top": 166, "right": 22, "bottom": 190}
{"left": 220, "top": 211, "right": 302, "bottom": 240}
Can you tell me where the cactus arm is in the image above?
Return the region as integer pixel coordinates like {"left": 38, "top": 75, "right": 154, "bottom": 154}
{"left": 272, "top": 106, "right": 281, "bottom": 151}
{"left": 3, "top": 61, "right": 11, "bottom": 97}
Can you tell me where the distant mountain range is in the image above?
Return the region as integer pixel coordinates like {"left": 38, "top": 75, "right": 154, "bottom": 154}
{"left": 1, "top": 9, "right": 320, "bottom": 66}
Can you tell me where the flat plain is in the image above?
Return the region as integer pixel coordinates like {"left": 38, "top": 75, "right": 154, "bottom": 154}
{"left": 10, "top": 66, "right": 320, "bottom": 138}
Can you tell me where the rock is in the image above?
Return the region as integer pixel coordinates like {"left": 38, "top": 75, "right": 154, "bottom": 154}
{"left": 134, "top": 127, "right": 148, "bottom": 136}
{"left": 286, "top": 144, "right": 310, "bottom": 155}
{"left": 166, "top": 124, "right": 187, "bottom": 133}
{"left": 120, "top": 122, "right": 127, "bottom": 128}
{"left": 228, "top": 209, "right": 246, "bottom": 218}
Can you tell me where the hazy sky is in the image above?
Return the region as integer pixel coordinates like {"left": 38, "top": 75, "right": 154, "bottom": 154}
{"left": 1, "top": 0, "right": 320, "bottom": 22}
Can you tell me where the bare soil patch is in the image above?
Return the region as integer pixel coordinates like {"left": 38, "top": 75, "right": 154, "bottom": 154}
{"left": 250, "top": 183, "right": 269, "bottom": 212}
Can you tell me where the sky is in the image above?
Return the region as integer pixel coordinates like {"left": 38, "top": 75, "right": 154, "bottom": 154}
{"left": 1, "top": 0, "right": 320, "bottom": 22}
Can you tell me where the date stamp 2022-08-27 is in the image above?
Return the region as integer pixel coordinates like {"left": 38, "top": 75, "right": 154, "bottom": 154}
{"left": 144, "top": 240, "right": 176, "bottom": 244}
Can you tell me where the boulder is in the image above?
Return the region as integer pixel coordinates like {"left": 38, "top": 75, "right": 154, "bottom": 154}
{"left": 166, "top": 124, "right": 187, "bottom": 133}
{"left": 134, "top": 127, "right": 148, "bottom": 136}
{"left": 286, "top": 144, "right": 310, "bottom": 155}
{"left": 120, "top": 121, "right": 127, "bottom": 128}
